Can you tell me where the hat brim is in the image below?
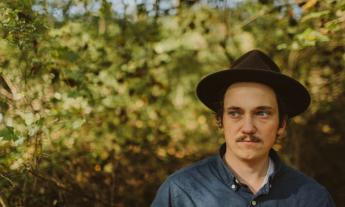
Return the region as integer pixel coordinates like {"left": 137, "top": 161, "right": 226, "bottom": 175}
{"left": 196, "top": 69, "right": 311, "bottom": 118}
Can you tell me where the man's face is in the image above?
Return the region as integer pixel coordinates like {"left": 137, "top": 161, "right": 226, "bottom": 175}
{"left": 222, "top": 82, "right": 285, "bottom": 162}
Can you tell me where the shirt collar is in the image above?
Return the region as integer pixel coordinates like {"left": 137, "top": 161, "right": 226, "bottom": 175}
{"left": 260, "top": 157, "right": 274, "bottom": 188}
{"left": 215, "top": 144, "right": 236, "bottom": 188}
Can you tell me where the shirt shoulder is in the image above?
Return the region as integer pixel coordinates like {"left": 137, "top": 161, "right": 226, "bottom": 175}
{"left": 277, "top": 165, "right": 335, "bottom": 206}
{"left": 281, "top": 165, "right": 327, "bottom": 190}
{"left": 167, "top": 155, "right": 218, "bottom": 185}
{"left": 150, "top": 155, "right": 220, "bottom": 207}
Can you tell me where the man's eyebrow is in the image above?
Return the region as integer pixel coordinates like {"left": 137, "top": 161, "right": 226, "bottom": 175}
{"left": 256, "top": 106, "right": 274, "bottom": 110}
{"left": 226, "top": 106, "right": 242, "bottom": 110}
{"left": 225, "top": 106, "right": 274, "bottom": 110}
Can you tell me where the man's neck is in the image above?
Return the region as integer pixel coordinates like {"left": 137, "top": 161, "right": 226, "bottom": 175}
{"left": 223, "top": 151, "right": 270, "bottom": 194}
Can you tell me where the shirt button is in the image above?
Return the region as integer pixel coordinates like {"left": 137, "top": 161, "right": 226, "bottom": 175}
{"left": 231, "top": 184, "right": 237, "bottom": 190}
{"left": 251, "top": 200, "right": 257, "bottom": 206}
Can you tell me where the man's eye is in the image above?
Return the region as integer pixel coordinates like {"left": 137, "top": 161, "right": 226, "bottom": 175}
{"left": 227, "top": 111, "right": 240, "bottom": 118}
{"left": 256, "top": 111, "right": 270, "bottom": 117}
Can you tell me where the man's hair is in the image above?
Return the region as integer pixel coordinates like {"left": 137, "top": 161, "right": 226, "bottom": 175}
{"left": 215, "top": 89, "right": 288, "bottom": 128}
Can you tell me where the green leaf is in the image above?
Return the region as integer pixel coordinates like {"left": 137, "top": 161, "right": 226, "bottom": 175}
{"left": 301, "top": 11, "right": 330, "bottom": 22}
{"left": 0, "top": 99, "right": 9, "bottom": 112}
{"left": 57, "top": 47, "right": 79, "bottom": 62}
{"left": 325, "top": 19, "right": 342, "bottom": 32}
{"left": 0, "top": 126, "right": 18, "bottom": 141}
{"left": 0, "top": 74, "right": 12, "bottom": 94}
{"left": 72, "top": 118, "right": 86, "bottom": 129}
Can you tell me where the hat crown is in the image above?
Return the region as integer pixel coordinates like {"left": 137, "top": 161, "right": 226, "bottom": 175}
{"left": 196, "top": 49, "right": 311, "bottom": 117}
{"left": 231, "top": 50, "right": 281, "bottom": 73}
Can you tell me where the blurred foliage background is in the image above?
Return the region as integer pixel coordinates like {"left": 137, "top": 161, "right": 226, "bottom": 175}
{"left": 0, "top": 0, "right": 344, "bottom": 206}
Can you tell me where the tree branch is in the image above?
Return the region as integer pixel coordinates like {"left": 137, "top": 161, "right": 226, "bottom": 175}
{"left": 28, "top": 169, "right": 109, "bottom": 205}
{"left": 0, "top": 195, "right": 8, "bottom": 207}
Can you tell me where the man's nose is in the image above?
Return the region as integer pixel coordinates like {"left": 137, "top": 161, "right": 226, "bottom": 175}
{"left": 241, "top": 116, "right": 256, "bottom": 134}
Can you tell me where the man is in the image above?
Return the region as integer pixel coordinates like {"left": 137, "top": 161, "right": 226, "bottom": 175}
{"left": 151, "top": 50, "right": 335, "bottom": 207}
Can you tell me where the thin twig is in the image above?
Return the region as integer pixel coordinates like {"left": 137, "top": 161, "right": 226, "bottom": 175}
{"left": 0, "top": 195, "right": 8, "bottom": 207}
{"left": 28, "top": 169, "right": 109, "bottom": 205}
{"left": 0, "top": 173, "right": 16, "bottom": 188}
{"left": 239, "top": 0, "right": 310, "bottom": 28}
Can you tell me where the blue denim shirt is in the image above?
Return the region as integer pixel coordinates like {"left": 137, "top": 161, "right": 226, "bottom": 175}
{"left": 151, "top": 144, "right": 335, "bottom": 207}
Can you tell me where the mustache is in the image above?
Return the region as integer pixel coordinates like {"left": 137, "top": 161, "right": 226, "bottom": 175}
{"left": 236, "top": 135, "right": 261, "bottom": 142}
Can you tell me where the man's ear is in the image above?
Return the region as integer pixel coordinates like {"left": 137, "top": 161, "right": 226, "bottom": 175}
{"left": 277, "top": 119, "right": 287, "bottom": 137}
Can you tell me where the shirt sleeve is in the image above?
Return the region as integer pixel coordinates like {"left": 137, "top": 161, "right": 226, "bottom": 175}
{"left": 151, "top": 179, "right": 174, "bottom": 207}
{"left": 300, "top": 185, "right": 336, "bottom": 207}
{"left": 319, "top": 190, "right": 336, "bottom": 207}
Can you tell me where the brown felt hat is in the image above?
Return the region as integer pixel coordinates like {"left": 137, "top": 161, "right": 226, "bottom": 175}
{"left": 196, "top": 49, "right": 311, "bottom": 118}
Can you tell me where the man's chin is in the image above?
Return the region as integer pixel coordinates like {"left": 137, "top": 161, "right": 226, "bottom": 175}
{"left": 236, "top": 150, "right": 267, "bottom": 162}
